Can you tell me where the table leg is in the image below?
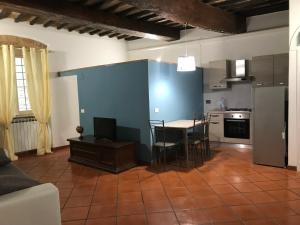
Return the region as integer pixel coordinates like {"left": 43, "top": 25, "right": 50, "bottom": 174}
{"left": 184, "top": 129, "right": 188, "bottom": 166}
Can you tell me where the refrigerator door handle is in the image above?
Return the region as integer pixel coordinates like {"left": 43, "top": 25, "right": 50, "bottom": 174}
{"left": 282, "top": 123, "right": 286, "bottom": 140}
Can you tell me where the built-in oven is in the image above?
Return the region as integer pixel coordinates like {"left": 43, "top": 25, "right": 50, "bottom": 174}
{"left": 224, "top": 112, "right": 250, "bottom": 139}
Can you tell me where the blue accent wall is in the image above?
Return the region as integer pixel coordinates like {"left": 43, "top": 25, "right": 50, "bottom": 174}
{"left": 60, "top": 60, "right": 151, "bottom": 162}
{"left": 148, "top": 61, "right": 203, "bottom": 121}
{"left": 60, "top": 60, "right": 203, "bottom": 162}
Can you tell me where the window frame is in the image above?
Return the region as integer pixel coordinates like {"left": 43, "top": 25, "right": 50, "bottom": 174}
{"left": 14, "top": 56, "right": 33, "bottom": 116}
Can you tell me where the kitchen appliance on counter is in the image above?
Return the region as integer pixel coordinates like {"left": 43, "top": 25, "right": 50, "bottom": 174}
{"left": 253, "top": 86, "right": 288, "bottom": 168}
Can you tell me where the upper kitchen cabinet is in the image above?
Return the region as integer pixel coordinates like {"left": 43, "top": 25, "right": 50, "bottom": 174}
{"left": 274, "top": 54, "right": 289, "bottom": 86}
{"left": 251, "top": 55, "right": 274, "bottom": 87}
{"left": 203, "top": 60, "right": 231, "bottom": 91}
{"left": 251, "top": 54, "right": 288, "bottom": 88}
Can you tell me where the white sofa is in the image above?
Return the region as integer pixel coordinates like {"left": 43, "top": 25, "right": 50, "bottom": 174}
{"left": 0, "top": 183, "right": 61, "bottom": 225}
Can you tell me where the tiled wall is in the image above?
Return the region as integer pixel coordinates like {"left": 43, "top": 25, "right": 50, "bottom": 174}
{"left": 203, "top": 83, "right": 253, "bottom": 112}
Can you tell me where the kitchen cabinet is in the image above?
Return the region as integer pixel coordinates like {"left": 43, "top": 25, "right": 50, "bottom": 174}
{"left": 204, "top": 60, "right": 231, "bottom": 91}
{"left": 208, "top": 112, "right": 224, "bottom": 142}
{"left": 274, "top": 54, "right": 289, "bottom": 86}
{"left": 252, "top": 54, "right": 288, "bottom": 88}
{"left": 252, "top": 55, "right": 274, "bottom": 87}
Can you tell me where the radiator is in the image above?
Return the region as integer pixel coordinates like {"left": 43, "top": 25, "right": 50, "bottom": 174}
{"left": 11, "top": 116, "right": 38, "bottom": 153}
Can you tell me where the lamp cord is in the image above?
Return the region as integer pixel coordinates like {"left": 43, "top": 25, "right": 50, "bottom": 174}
{"left": 184, "top": 22, "right": 188, "bottom": 56}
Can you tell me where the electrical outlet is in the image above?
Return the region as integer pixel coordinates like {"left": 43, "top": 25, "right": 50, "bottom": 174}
{"left": 80, "top": 108, "right": 85, "bottom": 113}
{"left": 154, "top": 107, "right": 160, "bottom": 113}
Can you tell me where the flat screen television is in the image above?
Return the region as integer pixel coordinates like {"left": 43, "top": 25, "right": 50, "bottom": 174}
{"left": 94, "top": 117, "right": 117, "bottom": 141}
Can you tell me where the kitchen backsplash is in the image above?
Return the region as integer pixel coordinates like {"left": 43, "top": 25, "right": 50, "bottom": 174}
{"left": 204, "top": 83, "right": 253, "bottom": 112}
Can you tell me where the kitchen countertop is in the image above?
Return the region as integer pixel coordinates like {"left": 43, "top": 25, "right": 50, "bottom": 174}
{"left": 208, "top": 110, "right": 252, "bottom": 114}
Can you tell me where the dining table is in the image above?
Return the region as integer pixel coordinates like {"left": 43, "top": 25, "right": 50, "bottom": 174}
{"left": 162, "top": 119, "right": 204, "bottom": 165}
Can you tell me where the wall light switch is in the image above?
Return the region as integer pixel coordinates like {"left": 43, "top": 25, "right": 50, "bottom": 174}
{"left": 154, "top": 107, "right": 160, "bottom": 113}
{"left": 80, "top": 108, "right": 85, "bottom": 113}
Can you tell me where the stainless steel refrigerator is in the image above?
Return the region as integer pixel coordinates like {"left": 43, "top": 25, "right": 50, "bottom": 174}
{"left": 253, "top": 86, "right": 288, "bottom": 167}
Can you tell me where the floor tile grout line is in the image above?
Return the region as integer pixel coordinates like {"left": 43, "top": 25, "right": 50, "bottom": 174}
{"left": 84, "top": 172, "right": 102, "bottom": 225}
{"left": 16, "top": 147, "right": 300, "bottom": 225}
{"left": 137, "top": 167, "right": 149, "bottom": 225}
{"left": 156, "top": 167, "right": 191, "bottom": 225}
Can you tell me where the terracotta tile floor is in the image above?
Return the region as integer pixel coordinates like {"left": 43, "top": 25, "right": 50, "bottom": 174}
{"left": 13, "top": 144, "right": 300, "bottom": 225}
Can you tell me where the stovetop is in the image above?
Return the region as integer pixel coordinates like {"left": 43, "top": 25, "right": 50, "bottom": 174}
{"left": 226, "top": 108, "right": 252, "bottom": 112}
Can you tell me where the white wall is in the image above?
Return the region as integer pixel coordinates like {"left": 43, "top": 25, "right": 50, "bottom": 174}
{"left": 127, "top": 11, "right": 288, "bottom": 52}
{"left": 128, "top": 27, "right": 288, "bottom": 67}
{"left": 0, "top": 19, "right": 128, "bottom": 72}
{"left": 50, "top": 76, "right": 80, "bottom": 148}
{"left": 289, "top": 0, "right": 300, "bottom": 170}
{"left": 0, "top": 18, "right": 128, "bottom": 148}
{"left": 247, "top": 11, "right": 288, "bottom": 32}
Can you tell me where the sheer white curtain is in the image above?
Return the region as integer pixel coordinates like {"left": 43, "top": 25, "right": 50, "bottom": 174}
{"left": 22, "top": 47, "right": 51, "bottom": 155}
{"left": 0, "top": 45, "right": 18, "bottom": 160}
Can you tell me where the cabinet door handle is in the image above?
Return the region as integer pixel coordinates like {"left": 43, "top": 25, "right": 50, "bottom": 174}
{"left": 211, "top": 115, "right": 219, "bottom": 117}
{"left": 210, "top": 122, "right": 219, "bottom": 124}
{"left": 256, "top": 83, "right": 264, "bottom": 86}
{"left": 279, "top": 82, "right": 285, "bottom": 85}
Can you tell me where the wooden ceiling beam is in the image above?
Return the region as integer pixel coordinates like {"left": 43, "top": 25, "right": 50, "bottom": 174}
{"left": 117, "top": 34, "right": 128, "bottom": 39}
{"left": 68, "top": 25, "right": 83, "bottom": 32}
{"left": 57, "top": 23, "right": 68, "bottom": 30}
{"left": 78, "top": 27, "right": 93, "bottom": 34}
{"left": 43, "top": 20, "right": 53, "bottom": 27}
{"left": 0, "top": 0, "right": 180, "bottom": 41}
{"left": 89, "top": 29, "right": 101, "bottom": 35}
{"left": 120, "top": 0, "right": 246, "bottom": 33}
{"left": 83, "top": 0, "right": 104, "bottom": 6}
{"left": 220, "top": 0, "right": 283, "bottom": 10}
{"left": 125, "top": 36, "right": 141, "bottom": 41}
{"left": 15, "top": 13, "right": 32, "bottom": 22}
{"left": 108, "top": 32, "right": 120, "bottom": 38}
{"left": 29, "top": 16, "right": 44, "bottom": 25}
{"left": 0, "top": 8, "right": 10, "bottom": 19}
{"left": 98, "top": 30, "right": 112, "bottom": 36}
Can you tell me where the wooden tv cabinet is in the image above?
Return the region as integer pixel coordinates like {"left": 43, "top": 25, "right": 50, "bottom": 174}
{"left": 67, "top": 135, "right": 136, "bottom": 173}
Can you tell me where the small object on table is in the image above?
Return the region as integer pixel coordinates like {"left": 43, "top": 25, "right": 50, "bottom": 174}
{"left": 76, "top": 126, "right": 84, "bottom": 139}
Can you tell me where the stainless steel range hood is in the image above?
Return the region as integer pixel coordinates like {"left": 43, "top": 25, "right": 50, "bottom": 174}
{"left": 224, "top": 59, "right": 252, "bottom": 82}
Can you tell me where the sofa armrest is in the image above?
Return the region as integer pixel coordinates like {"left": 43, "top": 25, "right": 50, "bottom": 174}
{"left": 0, "top": 183, "right": 61, "bottom": 225}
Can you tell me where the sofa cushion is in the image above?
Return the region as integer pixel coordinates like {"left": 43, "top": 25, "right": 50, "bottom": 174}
{"left": 0, "top": 149, "right": 11, "bottom": 166}
{"left": 0, "top": 174, "right": 40, "bottom": 195}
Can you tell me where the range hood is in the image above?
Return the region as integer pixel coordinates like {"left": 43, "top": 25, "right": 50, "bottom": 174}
{"left": 224, "top": 59, "right": 252, "bottom": 82}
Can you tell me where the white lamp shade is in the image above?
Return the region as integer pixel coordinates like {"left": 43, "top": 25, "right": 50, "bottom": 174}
{"left": 177, "top": 56, "right": 196, "bottom": 72}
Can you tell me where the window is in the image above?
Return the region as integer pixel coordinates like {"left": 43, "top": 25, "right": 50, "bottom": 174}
{"left": 15, "top": 57, "right": 31, "bottom": 112}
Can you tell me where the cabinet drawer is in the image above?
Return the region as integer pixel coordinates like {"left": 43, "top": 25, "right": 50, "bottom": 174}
{"left": 210, "top": 114, "right": 223, "bottom": 123}
{"left": 71, "top": 145, "right": 98, "bottom": 162}
{"left": 253, "top": 81, "right": 274, "bottom": 88}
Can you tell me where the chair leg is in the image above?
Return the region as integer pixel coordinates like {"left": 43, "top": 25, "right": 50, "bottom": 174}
{"left": 164, "top": 148, "right": 167, "bottom": 170}
{"left": 206, "top": 140, "right": 211, "bottom": 160}
{"left": 202, "top": 142, "right": 207, "bottom": 161}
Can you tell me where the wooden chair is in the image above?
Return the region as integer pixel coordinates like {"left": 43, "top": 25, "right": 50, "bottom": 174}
{"left": 149, "top": 120, "right": 180, "bottom": 168}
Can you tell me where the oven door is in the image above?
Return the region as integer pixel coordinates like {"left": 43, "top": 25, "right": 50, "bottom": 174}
{"left": 224, "top": 118, "right": 250, "bottom": 139}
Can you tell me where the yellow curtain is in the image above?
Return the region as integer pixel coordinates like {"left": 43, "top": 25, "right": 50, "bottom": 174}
{"left": 0, "top": 45, "right": 18, "bottom": 160}
{"left": 22, "top": 47, "right": 51, "bottom": 155}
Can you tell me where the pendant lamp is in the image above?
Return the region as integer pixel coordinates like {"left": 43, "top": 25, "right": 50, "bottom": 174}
{"left": 177, "top": 23, "right": 196, "bottom": 72}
